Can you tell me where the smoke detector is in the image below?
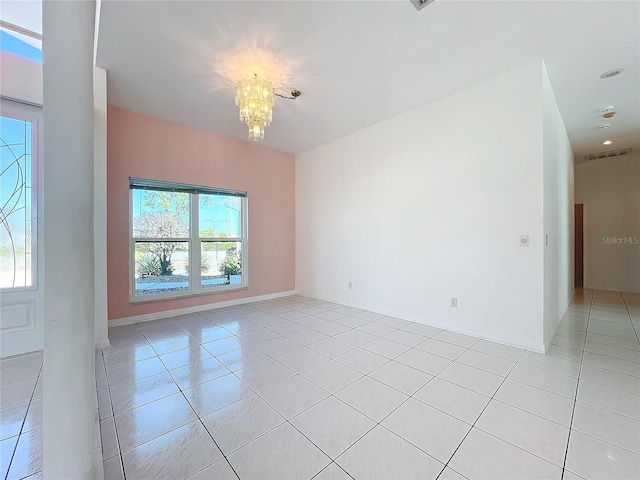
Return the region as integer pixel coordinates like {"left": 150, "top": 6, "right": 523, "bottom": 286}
{"left": 411, "top": 0, "right": 436, "bottom": 11}
{"left": 600, "top": 106, "right": 616, "bottom": 119}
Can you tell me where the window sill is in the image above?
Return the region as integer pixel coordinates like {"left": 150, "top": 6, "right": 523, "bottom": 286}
{"left": 129, "top": 284, "right": 249, "bottom": 305}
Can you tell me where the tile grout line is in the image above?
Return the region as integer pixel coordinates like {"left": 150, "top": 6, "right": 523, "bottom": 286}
{"left": 97, "top": 292, "right": 634, "bottom": 480}
{"left": 5, "top": 292, "right": 624, "bottom": 480}
{"left": 110, "top": 318, "right": 240, "bottom": 479}
{"left": 106, "top": 299, "right": 351, "bottom": 479}
{"left": 314, "top": 315, "right": 483, "bottom": 477}
{"left": 178, "top": 386, "right": 243, "bottom": 480}
{"left": 310, "top": 462, "right": 354, "bottom": 480}
{"left": 562, "top": 332, "right": 640, "bottom": 354}
{"left": 120, "top": 301, "right": 449, "bottom": 478}
{"left": 622, "top": 293, "right": 640, "bottom": 344}
{"left": 175, "top": 301, "right": 402, "bottom": 478}
{"left": 103, "top": 299, "right": 494, "bottom": 451}
{"left": 2, "top": 360, "right": 43, "bottom": 480}
{"left": 275, "top": 337, "right": 486, "bottom": 479}
{"left": 559, "top": 289, "right": 594, "bottom": 480}
{"left": 103, "top": 350, "right": 127, "bottom": 480}
{"left": 432, "top": 346, "right": 529, "bottom": 479}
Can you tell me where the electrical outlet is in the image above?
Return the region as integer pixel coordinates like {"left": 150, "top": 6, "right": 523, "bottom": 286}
{"left": 348, "top": 282, "right": 352, "bottom": 289}
{"left": 451, "top": 297, "right": 458, "bottom": 308}
{"left": 268, "top": 277, "right": 272, "bottom": 284}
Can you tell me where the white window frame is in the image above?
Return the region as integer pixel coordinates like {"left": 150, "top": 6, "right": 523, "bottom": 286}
{"left": 129, "top": 181, "right": 248, "bottom": 304}
{"left": 0, "top": 100, "right": 40, "bottom": 293}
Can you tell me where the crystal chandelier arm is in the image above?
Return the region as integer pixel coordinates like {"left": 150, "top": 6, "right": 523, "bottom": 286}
{"left": 275, "top": 90, "right": 301, "bottom": 100}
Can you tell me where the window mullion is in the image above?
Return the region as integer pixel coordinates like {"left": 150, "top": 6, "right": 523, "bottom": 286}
{"left": 132, "top": 237, "right": 189, "bottom": 242}
{"left": 191, "top": 194, "right": 201, "bottom": 293}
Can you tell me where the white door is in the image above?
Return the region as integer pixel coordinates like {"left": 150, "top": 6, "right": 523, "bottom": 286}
{"left": 0, "top": 99, "right": 44, "bottom": 357}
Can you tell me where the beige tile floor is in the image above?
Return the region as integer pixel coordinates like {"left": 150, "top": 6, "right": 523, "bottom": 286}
{"left": 0, "top": 352, "right": 103, "bottom": 480}
{"left": 0, "top": 351, "right": 43, "bottom": 480}
{"left": 1, "top": 289, "right": 639, "bottom": 479}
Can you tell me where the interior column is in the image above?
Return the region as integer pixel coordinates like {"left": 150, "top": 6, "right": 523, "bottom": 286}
{"left": 42, "top": 0, "right": 97, "bottom": 478}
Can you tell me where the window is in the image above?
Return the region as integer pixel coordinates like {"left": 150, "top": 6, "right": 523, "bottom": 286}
{"left": 1, "top": 110, "right": 38, "bottom": 290}
{"left": 130, "top": 178, "right": 247, "bottom": 301}
{"left": 0, "top": 1, "right": 43, "bottom": 62}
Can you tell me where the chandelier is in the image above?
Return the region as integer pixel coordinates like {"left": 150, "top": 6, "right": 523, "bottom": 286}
{"left": 235, "top": 74, "right": 301, "bottom": 142}
{"left": 235, "top": 74, "right": 275, "bottom": 142}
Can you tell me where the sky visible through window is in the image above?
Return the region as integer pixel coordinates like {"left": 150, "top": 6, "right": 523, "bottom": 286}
{"left": 132, "top": 190, "right": 242, "bottom": 238}
{"left": 1, "top": 116, "right": 32, "bottom": 246}
{"left": 0, "top": 30, "right": 42, "bottom": 62}
{"left": 0, "top": 0, "right": 42, "bottom": 62}
{"left": 0, "top": 116, "right": 33, "bottom": 288}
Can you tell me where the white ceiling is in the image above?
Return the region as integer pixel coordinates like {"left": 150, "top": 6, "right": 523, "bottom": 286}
{"left": 0, "top": 0, "right": 41, "bottom": 33}
{"left": 0, "top": 0, "right": 42, "bottom": 48}
{"left": 95, "top": 0, "right": 640, "bottom": 156}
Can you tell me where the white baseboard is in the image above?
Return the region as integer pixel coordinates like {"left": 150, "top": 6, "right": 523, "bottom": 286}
{"left": 108, "top": 290, "right": 297, "bottom": 328}
{"left": 297, "top": 290, "right": 546, "bottom": 353}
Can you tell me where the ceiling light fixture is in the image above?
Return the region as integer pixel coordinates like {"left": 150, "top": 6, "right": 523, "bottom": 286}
{"left": 602, "top": 140, "right": 614, "bottom": 145}
{"left": 235, "top": 74, "right": 301, "bottom": 142}
{"left": 600, "top": 68, "right": 624, "bottom": 79}
{"left": 235, "top": 74, "right": 275, "bottom": 142}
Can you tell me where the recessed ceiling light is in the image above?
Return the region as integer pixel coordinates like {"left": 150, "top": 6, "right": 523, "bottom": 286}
{"left": 600, "top": 68, "right": 624, "bottom": 79}
{"left": 602, "top": 140, "right": 614, "bottom": 145}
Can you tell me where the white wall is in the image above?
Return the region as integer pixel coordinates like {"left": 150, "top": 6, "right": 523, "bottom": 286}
{"left": 575, "top": 154, "right": 640, "bottom": 293}
{"left": 0, "top": 51, "right": 43, "bottom": 105}
{"left": 297, "top": 62, "right": 548, "bottom": 351}
{"left": 542, "top": 63, "right": 575, "bottom": 349}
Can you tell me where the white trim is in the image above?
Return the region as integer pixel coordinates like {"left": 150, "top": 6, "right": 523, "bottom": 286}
{"left": 297, "top": 291, "right": 546, "bottom": 353}
{"left": 0, "top": 96, "right": 42, "bottom": 109}
{"left": 93, "top": 65, "right": 109, "bottom": 350}
{"left": 108, "top": 290, "right": 297, "bottom": 327}
{"left": 0, "top": 20, "right": 42, "bottom": 41}
{"left": 130, "top": 283, "right": 248, "bottom": 305}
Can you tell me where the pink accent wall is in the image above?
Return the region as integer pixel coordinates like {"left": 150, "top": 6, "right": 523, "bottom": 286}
{"left": 107, "top": 106, "right": 295, "bottom": 320}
